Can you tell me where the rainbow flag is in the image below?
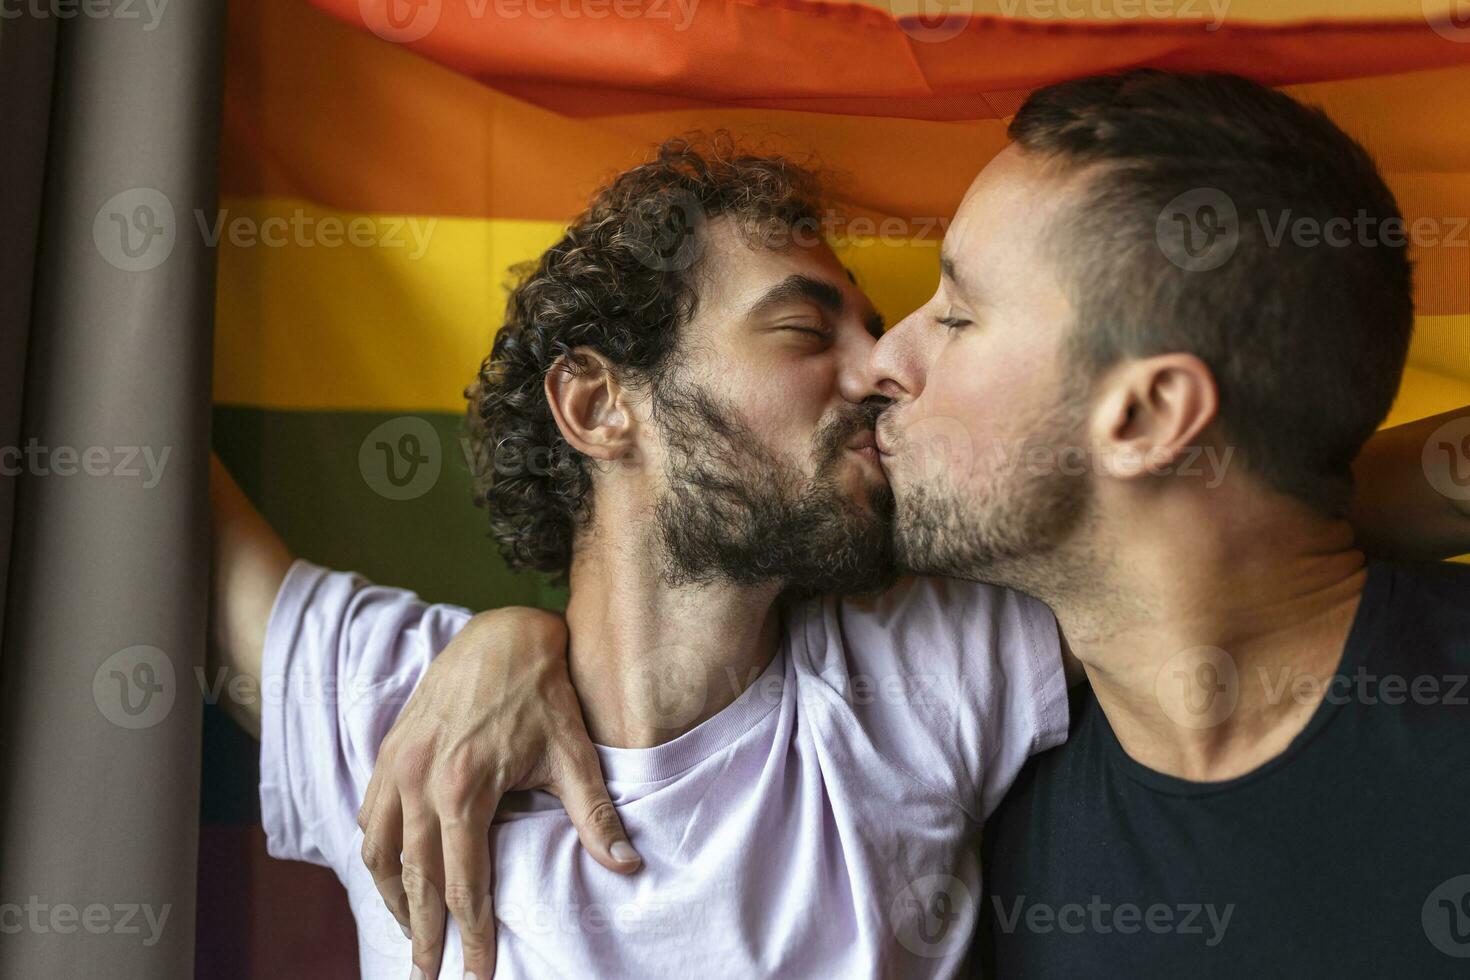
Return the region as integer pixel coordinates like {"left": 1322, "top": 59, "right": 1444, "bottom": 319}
{"left": 200, "top": 0, "right": 1470, "bottom": 971}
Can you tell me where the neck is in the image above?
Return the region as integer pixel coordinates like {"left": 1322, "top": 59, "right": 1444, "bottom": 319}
{"left": 1052, "top": 485, "right": 1368, "bottom": 781}
{"left": 563, "top": 521, "right": 783, "bottom": 749}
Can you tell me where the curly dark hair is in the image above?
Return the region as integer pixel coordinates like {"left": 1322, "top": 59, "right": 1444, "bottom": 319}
{"left": 464, "top": 134, "right": 829, "bottom": 579}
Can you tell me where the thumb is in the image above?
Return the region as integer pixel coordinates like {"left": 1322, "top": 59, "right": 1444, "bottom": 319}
{"left": 547, "top": 738, "right": 641, "bottom": 874}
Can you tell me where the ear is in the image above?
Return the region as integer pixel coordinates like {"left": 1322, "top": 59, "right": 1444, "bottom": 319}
{"left": 1090, "top": 353, "right": 1219, "bottom": 480}
{"left": 544, "top": 347, "right": 636, "bottom": 463}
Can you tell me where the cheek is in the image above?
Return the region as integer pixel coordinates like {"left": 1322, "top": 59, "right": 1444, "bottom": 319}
{"left": 724, "top": 363, "right": 833, "bottom": 454}
{"left": 902, "top": 342, "right": 1044, "bottom": 491}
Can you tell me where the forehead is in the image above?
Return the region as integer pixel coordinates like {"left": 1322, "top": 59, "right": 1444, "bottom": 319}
{"left": 692, "top": 216, "right": 873, "bottom": 323}
{"left": 944, "top": 144, "right": 1083, "bottom": 294}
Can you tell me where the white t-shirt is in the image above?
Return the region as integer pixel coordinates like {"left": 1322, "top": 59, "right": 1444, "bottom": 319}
{"left": 259, "top": 560, "right": 1068, "bottom": 978}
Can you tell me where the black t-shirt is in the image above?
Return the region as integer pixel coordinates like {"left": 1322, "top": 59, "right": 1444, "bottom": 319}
{"left": 979, "top": 559, "right": 1470, "bottom": 978}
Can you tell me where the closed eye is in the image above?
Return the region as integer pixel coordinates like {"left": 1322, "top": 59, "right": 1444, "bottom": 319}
{"left": 937, "top": 316, "right": 972, "bottom": 332}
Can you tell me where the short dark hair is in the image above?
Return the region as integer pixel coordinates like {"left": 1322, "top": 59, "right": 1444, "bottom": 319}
{"left": 465, "top": 134, "right": 827, "bottom": 578}
{"left": 1010, "top": 69, "right": 1415, "bottom": 512}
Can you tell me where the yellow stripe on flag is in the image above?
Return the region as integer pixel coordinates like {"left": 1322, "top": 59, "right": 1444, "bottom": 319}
{"left": 211, "top": 197, "right": 946, "bottom": 412}
{"left": 214, "top": 196, "right": 1469, "bottom": 414}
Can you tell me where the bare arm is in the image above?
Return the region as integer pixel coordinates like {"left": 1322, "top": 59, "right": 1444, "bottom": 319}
{"left": 207, "top": 452, "right": 294, "bottom": 738}
{"left": 1351, "top": 408, "right": 1470, "bottom": 561}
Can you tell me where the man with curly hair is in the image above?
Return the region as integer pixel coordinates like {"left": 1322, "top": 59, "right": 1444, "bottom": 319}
{"left": 213, "top": 135, "right": 1073, "bottom": 978}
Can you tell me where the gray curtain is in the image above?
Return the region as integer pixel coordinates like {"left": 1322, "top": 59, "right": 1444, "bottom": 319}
{"left": 0, "top": 2, "right": 226, "bottom": 976}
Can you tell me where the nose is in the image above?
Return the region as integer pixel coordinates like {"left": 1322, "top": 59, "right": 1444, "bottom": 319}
{"left": 869, "top": 307, "right": 923, "bottom": 402}
{"left": 837, "top": 325, "right": 885, "bottom": 406}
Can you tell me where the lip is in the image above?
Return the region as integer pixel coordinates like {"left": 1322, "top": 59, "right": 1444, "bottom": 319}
{"left": 846, "top": 430, "right": 878, "bottom": 452}
{"left": 874, "top": 429, "right": 893, "bottom": 457}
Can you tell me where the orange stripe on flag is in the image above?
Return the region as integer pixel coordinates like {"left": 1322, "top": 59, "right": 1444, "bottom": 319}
{"left": 300, "top": 0, "right": 1470, "bottom": 119}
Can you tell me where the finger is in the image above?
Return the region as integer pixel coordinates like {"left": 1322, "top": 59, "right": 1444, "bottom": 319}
{"left": 361, "top": 789, "right": 412, "bottom": 938}
{"left": 359, "top": 745, "right": 387, "bottom": 833}
{"left": 547, "top": 737, "right": 640, "bottom": 874}
{"left": 441, "top": 808, "right": 498, "bottom": 979}
{"left": 402, "top": 804, "right": 449, "bottom": 980}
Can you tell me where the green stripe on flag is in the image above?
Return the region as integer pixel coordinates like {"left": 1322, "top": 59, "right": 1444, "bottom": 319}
{"left": 213, "top": 406, "right": 568, "bottom": 612}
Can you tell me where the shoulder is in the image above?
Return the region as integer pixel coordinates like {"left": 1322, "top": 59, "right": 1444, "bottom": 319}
{"left": 1370, "top": 559, "right": 1470, "bottom": 668}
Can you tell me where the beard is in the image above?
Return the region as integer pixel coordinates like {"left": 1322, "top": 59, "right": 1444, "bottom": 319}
{"left": 886, "top": 389, "right": 1093, "bottom": 597}
{"left": 651, "top": 380, "right": 896, "bottom": 600}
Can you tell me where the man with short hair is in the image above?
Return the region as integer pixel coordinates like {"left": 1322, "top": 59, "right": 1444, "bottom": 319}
{"left": 880, "top": 71, "right": 1468, "bottom": 975}
{"left": 343, "top": 71, "right": 1470, "bottom": 975}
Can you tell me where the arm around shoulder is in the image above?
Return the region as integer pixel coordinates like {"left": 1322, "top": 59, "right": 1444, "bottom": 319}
{"left": 208, "top": 452, "right": 295, "bottom": 738}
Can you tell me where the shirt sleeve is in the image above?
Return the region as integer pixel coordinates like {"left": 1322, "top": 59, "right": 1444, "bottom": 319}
{"left": 814, "top": 578, "right": 1069, "bottom": 822}
{"left": 258, "top": 558, "right": 474, "bottom": 874}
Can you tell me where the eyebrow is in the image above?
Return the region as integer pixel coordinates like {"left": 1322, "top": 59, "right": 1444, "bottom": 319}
{"left": 747, "top": 272, "right": 884, "bottom": 339}
{"left": 746, "top": 274, "right": 846, "bottom": 320}
{"left": 940, "top": 251, "right": 965, "bottom": 291}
